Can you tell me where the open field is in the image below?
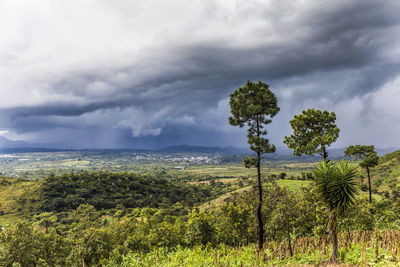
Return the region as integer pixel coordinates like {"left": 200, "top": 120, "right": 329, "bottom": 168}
{"left": 276, "top": 179, "right": 312, "bottom": 191}
{"left": 0, "top": 151, "right": 319, "bottom": 180}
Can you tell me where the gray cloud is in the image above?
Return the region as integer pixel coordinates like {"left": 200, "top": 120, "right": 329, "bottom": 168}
{"left": 0, "top": 0, "right": 399, "bottom": 148}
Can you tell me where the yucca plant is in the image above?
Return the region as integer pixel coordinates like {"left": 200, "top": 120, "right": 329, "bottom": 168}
{"left": 313, "top": 160, "right": 358, "bottom": 263}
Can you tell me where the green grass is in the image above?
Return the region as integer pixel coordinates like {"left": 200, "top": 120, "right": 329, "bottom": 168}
{"left": 276, "top": 179, "right": 311, "bottom": 191}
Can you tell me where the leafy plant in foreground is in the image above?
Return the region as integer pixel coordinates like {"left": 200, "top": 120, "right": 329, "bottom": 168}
{"left": 313, "top": 160, "right": 358, "bottom": 263}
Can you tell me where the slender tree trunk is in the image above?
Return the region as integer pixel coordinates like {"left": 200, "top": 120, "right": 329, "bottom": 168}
{"left": 287, "top": 220, "right": 293, "bottom": 257}
{"left": 367, "top": 167, "right": 372, "bottom": 203}
{"left": 256, "top": 150, "right": 264, "bottom": 251}
{"left": 330, "top": 227, "right": 338, "bottom": 263}
{"left": 329, "top": 214, "right": 338, "bottom": 263}
{"left": 256, "top": 118, "right": 264, "bottom": 251}
{"left": 322, "top": 147, "right": 328, "bottom": 162}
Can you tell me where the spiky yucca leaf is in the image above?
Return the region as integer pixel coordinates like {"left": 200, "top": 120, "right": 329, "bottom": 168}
{"left": 313, "top": 160, "right": 358, "bottom": 218}
{"left": 329, "top": 160, "right": 358, "bottom": 218}
{"left": 313, "top": 161, "right": 336, "bottom": 211}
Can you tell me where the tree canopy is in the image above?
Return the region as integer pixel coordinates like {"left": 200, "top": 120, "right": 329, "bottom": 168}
{"left": 229, "top": 80, "right": 279, "bottom": 251}
{"left": 344, "top": 145, "right": 379, "bottom": 169}
{"left": 284, "top": 109, "right": 339, "bottom": 161}
{"left": 229, "top": 80, "right": 280, "bottom": 155}
{"left": 344, "top": 145, "right": 379, "bottom": 203}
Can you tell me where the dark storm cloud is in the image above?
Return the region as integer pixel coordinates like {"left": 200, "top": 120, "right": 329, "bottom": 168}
{"left": 1, "top": 0, "right": 400, "bottom": 148}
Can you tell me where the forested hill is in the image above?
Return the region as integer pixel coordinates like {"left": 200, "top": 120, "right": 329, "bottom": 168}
{"left": 40, "top": 172, "right": 212, "bottom": 212}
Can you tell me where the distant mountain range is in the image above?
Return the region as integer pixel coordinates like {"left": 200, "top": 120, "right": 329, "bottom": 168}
{"left": 0, "top": 136, "right": 29, "bottom": 149}
{"left": 0, "top": 136, "right": 72, "bottom": 153}
{"left": 0, "top": 136, "right": 397, "bottom": 156}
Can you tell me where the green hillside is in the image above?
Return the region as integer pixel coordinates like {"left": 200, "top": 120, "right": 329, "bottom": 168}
{"left": 371, "top": 150, "right": 400, "bottom": 197}
{"left": 0, "top": 178, "right": 41, "bottom": 224}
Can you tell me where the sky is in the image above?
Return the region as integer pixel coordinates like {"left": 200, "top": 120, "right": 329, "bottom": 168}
{"left": 0, "top": 0, "right": 399, "bottom": 149}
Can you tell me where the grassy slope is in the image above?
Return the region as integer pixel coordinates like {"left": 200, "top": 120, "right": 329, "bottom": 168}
{"left": 376, "top": 150, "right": 400, "bottom": 179}
{"left": 0, "top": 179, "right": 41, "bottom": 224}
{"left": 199, "top": 186, "right": 253, "bottom": 210}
